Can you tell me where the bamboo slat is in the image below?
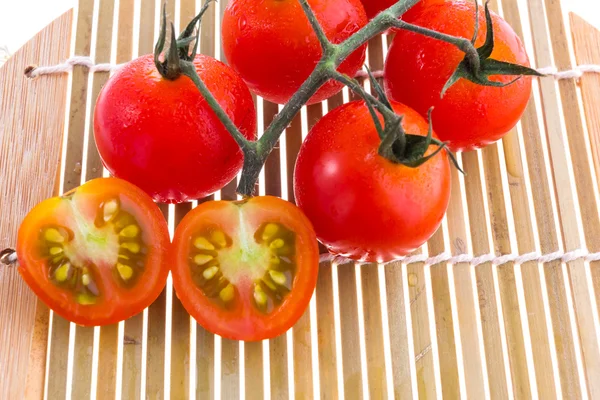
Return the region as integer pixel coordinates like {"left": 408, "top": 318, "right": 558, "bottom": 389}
{"left": 2, "top": 1, "right": 600, "bottom": 399}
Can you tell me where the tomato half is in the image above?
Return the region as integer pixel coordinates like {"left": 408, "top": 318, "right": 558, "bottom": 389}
{"left": 171, "top": 196, "right": 319, "bottom": 341}
{"left": 361, "top": 0, "right": 444, "bottom": 20}
{"left": 384, "top": 0, "right": 532, "bottom": 151}
{"left": 94, "top": 54, "right": 257, "bottom": 203}
{"left": 16, "top": 178, "right": 170, "bottom": 326}
{"left": 294, "top": 100, "right": 451, "bottom": 263}
{"left": 221, "top": 0, "right": 368, "bottom": 105}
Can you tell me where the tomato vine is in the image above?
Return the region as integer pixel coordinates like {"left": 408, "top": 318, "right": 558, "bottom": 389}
{"left": 156, "top": 0, "right": 541, "bottom": 197}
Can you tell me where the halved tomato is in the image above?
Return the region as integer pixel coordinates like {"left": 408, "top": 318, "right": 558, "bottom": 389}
{"left": 16, "top": 178, "right": 170, "bottom": 326}
{"left": 171, "top": 196, "right": 319, "bottom": 341}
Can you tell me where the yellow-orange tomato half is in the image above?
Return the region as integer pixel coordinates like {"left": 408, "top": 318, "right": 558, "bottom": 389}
{"left": 171, "top": 196, "right": 319, "bottom": 341}
{"left": 16, "top": 178, "right": 170, "bottom": 326}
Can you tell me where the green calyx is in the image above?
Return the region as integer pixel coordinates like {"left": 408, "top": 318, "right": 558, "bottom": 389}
{"left": 441, "top": 1, "right": 543, "bottom": 96}
{"left": 357, "top": 66, "right": 463, "bottom": 172}
{"left": 153, "top": 0, "right": 215, "bottom": 80}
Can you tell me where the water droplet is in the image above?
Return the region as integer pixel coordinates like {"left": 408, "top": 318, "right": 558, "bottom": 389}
{"left": 238, "top": 16, "right": 247, "bottom": 30}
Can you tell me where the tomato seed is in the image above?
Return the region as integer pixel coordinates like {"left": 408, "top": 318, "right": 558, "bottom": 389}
{"left": 49, "top": 247, "right": 63, "bottom": 256}
{"left": 45, "top": 228, "right": 66, "bottom": 243}
{"left": 262, "top": 223, "right": 279, "bottom": 241}
{"left": 120, "top": 224, "right": 140, "bottom": 238}
{"left": 269, "top": 238, "right": 285, "bottom": 250}
{"left": 219, "top": 284, "right": 235, "bottom": 302}
{"left": 117, "top": 263, "right": 134, "bottom": 281}
{"left": 194, "top": 237, "right": 215, "bottom": 251}
{"left": 194, "top": 254, "right": 214, "bottom": 266}
{"left": 203, "top": 265, "right": 219, "bottom": 280}
{"left": 268, "top": 270, "right": 287, "bottom": 286}
{"left": 103, "top": 199, "right": 119, "bottom": 222}
{"left": 120, "top": 242, "right": 141, "bottom": 253}
{"left": 210, "top": 231, "right": 227, "bottom": 248}
{"left": 55, "top": 262, "right": 71, "bottom": 282}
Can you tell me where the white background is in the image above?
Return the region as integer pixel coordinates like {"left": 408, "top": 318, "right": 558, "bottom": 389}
{"left": 0, "top": 0, "right": 599, "bottom": 64}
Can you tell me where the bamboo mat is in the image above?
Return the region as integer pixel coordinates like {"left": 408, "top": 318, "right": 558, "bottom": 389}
{"left": 1, "top": 0, "right": 600, "bottom": 398}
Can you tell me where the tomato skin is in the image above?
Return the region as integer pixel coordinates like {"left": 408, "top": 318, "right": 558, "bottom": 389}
{"left": 384, "top": 1, "right": 532, "bottom": 151}
{"left": 171, "top": 196, "right": 319, "bottom": 341}
{"left": 361, "top": 0, "right": 444, "bottom": 21}
{"left": 294, "top": 101, "right": 451, "bottom": 263}
{"left": 16, "top": 178, "right": 170, "bottom": 326}
{"left": 94, "top": 54, "right": 256, "bottom": 203}
{"left": 222, "top": 0, "right": 368, "bottom": 105}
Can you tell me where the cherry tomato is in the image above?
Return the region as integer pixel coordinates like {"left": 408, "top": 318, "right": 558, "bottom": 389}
{"left": 294, "top": 100, "right": 451, "bottom": 263}
{"left": 16, "top": 178, "right": 170, "bottom": 326}
{"left": 384, "top": 0, "right": 532, "bottom": 151}
{"left": 221, "top": 0, "right": 368, "bottom": 105}
{"left": 171, "top": 196, "right": 319, "bottom": 341}
{"left": 361, "top": 0, "right": 444, "bottom": 21}
{"left": 94, "top": 54, "right": 257, "bottom": 203}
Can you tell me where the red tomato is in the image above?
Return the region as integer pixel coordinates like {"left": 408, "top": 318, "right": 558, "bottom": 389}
{"left": 16, "top": 178, "right": 170, "bottom": 326}
{"left": 361, "top": 0, "right": 444, "bottom": 20}
{"left": 384, "top": 1, "right": 532, "bottom": 151}
{"left": 171, "top": 196, "right": 319, "bottom": 341}
{"left": 294, "top": 101, "right": 451, "bottom": 263}
{"left": 94, "top": 54, "right": 257, "bottom": 203}
{"left": 221, "top": 0, "right": 368, "bottom": 105}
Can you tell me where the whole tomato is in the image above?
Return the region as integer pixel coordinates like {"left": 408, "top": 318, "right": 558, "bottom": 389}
{"left": 384, "top": 0, "right": 532, "bottom": 151}
{"left": 221, "top": 0, "right": 368, "bottom": 105}
{"left": 361, "top": 0, "right": 444, "bottom": 20}
{"left": 294, "top": 100, "right": 451, "bottom": 263}
{"left": 94, "top": 54, "right": 256, "bottom": 203}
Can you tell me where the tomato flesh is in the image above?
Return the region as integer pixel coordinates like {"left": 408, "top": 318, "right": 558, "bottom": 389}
{"left": 171, "top": 197, "right": 319, "bottom": 341}
{"left": 17, "top": 178, "right": 170, "bottom": 326}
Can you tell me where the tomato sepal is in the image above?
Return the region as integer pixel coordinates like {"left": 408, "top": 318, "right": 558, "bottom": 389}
{"left": 441, "top": 1, "right": 543, "bottom": 96}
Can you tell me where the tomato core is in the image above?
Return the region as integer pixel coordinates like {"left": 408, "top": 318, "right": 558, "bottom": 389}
{"left": 188, "top": 220, "right": 296, "bottom": 314}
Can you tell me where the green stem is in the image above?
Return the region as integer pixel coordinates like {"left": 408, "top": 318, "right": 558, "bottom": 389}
{"left": 390, "top": 19, "right": 481, "bottom": 73}
{"left": 180, "top": 60, "right": 252, "bottom": 152}
{"left": 298, "top": 0, "right": 334, "bottom": 53}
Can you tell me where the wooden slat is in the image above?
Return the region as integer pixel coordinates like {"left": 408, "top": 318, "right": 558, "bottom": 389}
{"left": 221, "top": 338, "right": 240, "bottom": 399}
{"left": 316, "top": 262, "right": 338, "bottom": 400}
{"left": 384, "top": 262, "right": 415, "bottom": 399}
{"left": 462, "top": 150, "right": 512, "bottom": 399}
{"left": 360, "top": 264, "right": 387, "bottom": 399}
{"left": 197, "top": 324, "right": 215, "bottom": 399}
{"left": 171, "top": 204, "right": 192, "bottom": 399}
{"left": 444, "top": 159, "right": 488, "bottom": 399}
{"left": 146, "top": 204, "right": 169, "bottom": 399}
{"left": 244, "top": 341, "right": 264, "bottom": 400}
{"left": 338, "top": 264, "right": 364, "bottom": 399}
{"left": 407, "top": 259, "right": 438, "bottom": 399}
{"left": 426, "top": 230, "right": 460, "bottom": 399}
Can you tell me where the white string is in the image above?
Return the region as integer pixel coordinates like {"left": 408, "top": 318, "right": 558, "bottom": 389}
{"left": 23, "top": 56, "right": 600, "bottom": 80}
{"left": 319, "top": 249, "right": 600, "bottom": 267}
